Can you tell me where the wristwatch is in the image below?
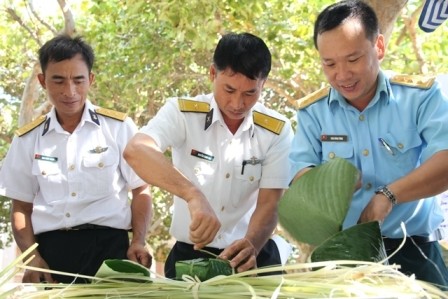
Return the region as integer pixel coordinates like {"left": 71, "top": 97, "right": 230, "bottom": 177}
{"left": 375, "top": 185, "right": 397, "bottom": 206}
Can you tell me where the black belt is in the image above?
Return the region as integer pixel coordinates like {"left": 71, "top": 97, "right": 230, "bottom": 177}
{"left": 383, "top": 229, "right": 444, "bottom": 249}
{"left": 60, "top": 224, "right": 113, "bottom": 231}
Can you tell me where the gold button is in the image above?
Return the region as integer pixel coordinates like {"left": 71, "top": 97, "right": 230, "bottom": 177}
{"left": 41, "top": 171, "right": 46, "bottom": 175}
{"left": 359, "top": 115, "right": 365, "bottom": 121}
{"left": 362, "top": 149, "right": 369, "bottom": 156}
{"left": 65, "top": 213, "right": 71, "bottom": 218}
{"left": 71, "top": 192, "right": 76, "bottom": 197}
{"left": 249, "top": 176, "right": 254, "bottom": 181}
{"left": 328, "top": 152, "right": 335, "bottom": 159}
{"left": 98, "top": 162, "right": 104, "bottom": 168}
{"left": 397, "top": 143, "right": 404, "bottom": 149}
{"left": 225, "top": 173, "right": 230, "bottom": 178}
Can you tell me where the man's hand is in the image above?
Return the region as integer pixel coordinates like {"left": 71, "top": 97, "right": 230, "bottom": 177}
{"left": 187, "top": 196, "right": 221, "bottom": 250}
{"left": 22, "top": 255, "right": 54, "bottom": 283}
{"left": 127, "top": 243, "right": 152, "bottom": 268}
{"left": 218, "top": 238, "right": 257, "bottom": 273}
{"left": 358, "top": 193, "right": 393, "bottom": 224}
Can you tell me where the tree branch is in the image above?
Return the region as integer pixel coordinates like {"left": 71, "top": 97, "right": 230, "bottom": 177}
{"left": 5, "top": 7, "right": 40, "bottom": 44}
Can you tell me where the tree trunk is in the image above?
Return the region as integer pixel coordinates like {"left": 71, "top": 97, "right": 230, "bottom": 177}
{"left": 17, "top": 0, "right": 76, "bottom": 126}
{"left": 363, "top": 0, "right": 408, "bottom": 46}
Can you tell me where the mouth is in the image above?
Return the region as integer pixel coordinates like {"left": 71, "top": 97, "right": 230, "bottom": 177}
{"left": 340, "top": 82, "right": 356, "bottom": 90}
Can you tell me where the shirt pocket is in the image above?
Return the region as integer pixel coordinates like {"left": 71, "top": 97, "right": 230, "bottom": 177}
{"left": 322, "top": 142, "right": 354, "bottom": 162}
{"left": 32, "top": 160, "right": 64, "bottom": 203}
{"left": 383, "top": 130, "right": 422, "bottom": 171}
{"left": 231, "top": 161, "right": 262, "bottom": 207}
{"left": 82, "top": 152, "right": 118, "bottom": 196}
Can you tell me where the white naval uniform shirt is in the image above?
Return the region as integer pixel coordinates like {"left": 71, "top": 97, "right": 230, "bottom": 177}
{"left": 0, "top": 100, "right": 145, "bottom": 234}
{"left": 140, "top": 94, "right": 293, "bottom": 248}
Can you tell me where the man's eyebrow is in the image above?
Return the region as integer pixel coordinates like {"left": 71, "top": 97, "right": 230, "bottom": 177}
{"left": 50, "top": 74, "right": 86, "bottom": 80}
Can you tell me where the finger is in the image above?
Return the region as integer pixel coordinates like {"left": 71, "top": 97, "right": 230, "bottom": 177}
{"left": 236, "top": 254, "right": 257, "bottom": 273}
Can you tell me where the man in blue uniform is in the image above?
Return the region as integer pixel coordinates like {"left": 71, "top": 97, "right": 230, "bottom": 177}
{"left": 289, "top": 0, "right": 448, "bottom": 288}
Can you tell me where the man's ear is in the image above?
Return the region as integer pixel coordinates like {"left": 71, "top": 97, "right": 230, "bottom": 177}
{"left": 209, "top": 64, "right": 216, "bottom": 82}
{"left": 37, "top": 73, "right": 46, "bottom": 89}
{"left": 89, "top": 72, "right": 95, "bottom": 85}
{"left": 376, "top": 34, "right": 386, "bottom": 61}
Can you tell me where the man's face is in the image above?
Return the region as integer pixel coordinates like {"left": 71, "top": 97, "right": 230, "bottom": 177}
{"left": 317, "top": 18, "right": 385, "bottom": 111}
{"left": 38, "top": 53, "right": 94, "bottom": 119}
{"left": 210, "top": 65, "right": 265, "bottom": 129}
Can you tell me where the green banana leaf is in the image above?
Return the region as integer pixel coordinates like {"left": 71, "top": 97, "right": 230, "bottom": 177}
{"left": 311, "top": 221, "right": 387, "bottom": 264}
{"left": 175, "top": 258, "right": 233, "bottom": 281}
{"left": 94, "top": 259, "right": 150, "bottom": 281}
{"left": 279, "top": 158, "right": 359, "bottom": 246}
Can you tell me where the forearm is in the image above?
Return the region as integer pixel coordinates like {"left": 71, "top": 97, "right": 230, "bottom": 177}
{"left": 244, "top": 189, "right": 283, "bottom": 253}
{"left": 388, "top": 150, "right": 448, "bottom": 204}
{"left": 11, "top": 200, "right": 39, "bottom": 258}
{"left": 124, "top": 133, "right": 202, "bottom": 203}
{"left": 130, "top": 186, "right": 152, "bottom": 245}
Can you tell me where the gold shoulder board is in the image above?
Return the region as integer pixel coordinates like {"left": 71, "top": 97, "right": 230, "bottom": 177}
{"left": 15, "top": 115, "right": 47, "bottom": 137}
{"left": 294, "top": 86, "right": 330, "bottom": 110}
{"left": 253, "top": 111, "right": 285, "bottom": 135}
{"left": 178, "top": 99, "right": 210, "bottom": 113}
{"left": 96, "top": 107, "right": 127, "bottom": 121}
{"left": 390, "top": 74, "right": 435, "bottom": 89}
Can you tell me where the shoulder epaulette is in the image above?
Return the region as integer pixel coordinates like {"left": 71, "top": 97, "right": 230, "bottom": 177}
{"left": 294, "top": 86, "right": 330, "bottom": 110}
{"left": 253, "top": 111, "right": 285, "bottom": 135}
{"left": 178, "top": 99, "right": 210, "bottom": 113}
{"left": 15, "top": 115, "right": 47, "bottom": 137}
{"left": 95, "top": 107, "right": 127, "bottom": 121}
{"left": 390, "top": 74, "right": 435, "bottom": 89}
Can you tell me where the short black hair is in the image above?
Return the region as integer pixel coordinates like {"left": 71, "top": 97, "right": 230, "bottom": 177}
{"left": 38, "top": 35, "right": 95, "bottom": 74}
{"left": 313, "top": 0, "right": 379, "bottom": 49}
{"left": 213, "top": 32, "right": 271, "bottom": 80}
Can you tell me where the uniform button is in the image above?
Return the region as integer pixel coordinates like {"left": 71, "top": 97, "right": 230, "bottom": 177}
{"left": 362, "top": 149, "right": 369, "bottom": 156}
{"left": 225, "top": 173, "right": 230, "bottom": 179}
{"left": 65, "top": 213, "right": 71, "bottom": 218}
{"left": 365, "top": 183, "right": 372, "bottom": 190}
{"left": 71, "top": 192, "right": 77, "bottom": 197}
{"left": 194, "top": 168, "right": 199, "bottom": 174}
{"left": 397, "top": 143, "right": 404, "bottom": 149}
{"left": 249, "top": 176, "right": 254, "bottom": 181}
{"left": 98, "top": 162, "right": 104, "bottom": 168}
{"left": 41, "top": 171, "right": 46, "bottom": 175}
{"left": 359, "top": 115, "right": 365, "bottom": 121}
{"left": 218, "top": 235, "right": 222, "bottom": 239}
{"left": 69, "top": 165, "right": 75, "bottom": 171}
{"left": 328, "top": 152, "right": 335, "bottom": 159}
{"left": 221, "top": 206, "right": 225, "bottom": 211}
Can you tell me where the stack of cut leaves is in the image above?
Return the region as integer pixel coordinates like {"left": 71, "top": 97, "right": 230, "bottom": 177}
{"left": 279, "top": 157, "right": 387, "bottom": 264}
{"left": 1, "top": 254, "right": 447, "bottom": 298}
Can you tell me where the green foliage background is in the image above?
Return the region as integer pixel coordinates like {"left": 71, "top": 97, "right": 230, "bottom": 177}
{"left": 0, "top": 0, "right": 447, "bottom": 256}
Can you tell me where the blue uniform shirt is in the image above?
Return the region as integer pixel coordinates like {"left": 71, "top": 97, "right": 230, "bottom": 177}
{"left": 289, "top": 70, "right": 448, "bottom": 238}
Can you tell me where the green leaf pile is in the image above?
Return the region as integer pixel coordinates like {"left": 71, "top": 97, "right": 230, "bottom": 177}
{"left": 279, "top": 158, "right": 386, "bottom": 263}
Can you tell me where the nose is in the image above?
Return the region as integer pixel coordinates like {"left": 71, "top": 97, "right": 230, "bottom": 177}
{"left": 229, "top": 93, "right": 244, "bottom": 110}
{"left": 62, "top": 82, "right": 76, "bottom": 97}
{"left": 335, "top": 62, "right": 352, "bottom": 81}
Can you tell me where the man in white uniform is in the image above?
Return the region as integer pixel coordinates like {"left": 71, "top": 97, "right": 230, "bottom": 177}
{"left": 124, "top": 32, "right": 293, "bottom": 278}
{"left": 0, "top": 35, "right": 153, "bottom": 283}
